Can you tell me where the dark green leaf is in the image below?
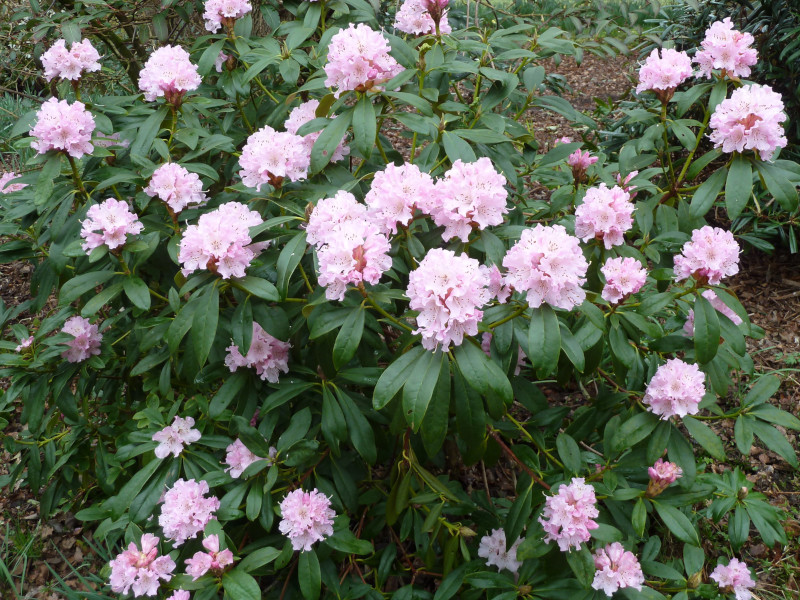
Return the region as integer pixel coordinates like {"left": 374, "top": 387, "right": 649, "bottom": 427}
{"left": 725, "top": 155, "right": 753, "bottom": 220}
{"left": 298, "top": 549, "right": 320, "bottom": 600}
{"left": 123, "top": 276, "right": 151, "bottom": 310}
{"left": 693, "top": 293, "right": 720, "bottom": 364}
{"left": 222, "top": 568, "right": 262, "bottom": 600}
{"left": 683, "top": 416, "right": 725, "bottom": 461}
{"left": 653, "top": 502, "right": 699, "bottom": 546}
{"left": 528, "top": 305, "right": 561, "bottom": 376}
{"left": 332, "top": 308, "right": 364, "bottom": 370}
{"left": 373, "top": 346, "right": 426, "bottom": 409}
{"left": 353, "top": 96, "right": 376, "bottom": 159}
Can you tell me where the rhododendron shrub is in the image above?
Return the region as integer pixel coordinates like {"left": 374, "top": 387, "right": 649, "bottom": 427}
{"left": 1, "top": 5, "right": 798, "bottom": 600}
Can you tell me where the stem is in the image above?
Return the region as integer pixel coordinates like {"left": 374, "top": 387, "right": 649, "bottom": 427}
{"left": 365, "top": 294, "right": 414, "bottom": 332}
{"left": 487, "top": 427, "right": 550, "bottom": 489}
{"left": 488, "top": 302, "right": 528, "bottom": 329}
{"left": 67, "top": 155, "right": 90, "bottom": 204}
{"left": 660, "top": 102, "right": 675, "bottom": 187}
{"left": 675, "top": 107, "right": 712, "bottom": 187}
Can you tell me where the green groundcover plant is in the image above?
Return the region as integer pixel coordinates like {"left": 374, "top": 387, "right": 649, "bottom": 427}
{"left": 1, "top": 1, "right": 799, "bottom": 599}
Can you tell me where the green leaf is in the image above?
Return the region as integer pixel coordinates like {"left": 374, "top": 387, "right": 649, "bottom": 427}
{"left": 652, "top": 502, "right": 699, "bottom": 546}
{"left": 238, "top": 547, "right": 281, "bottom": 572}
{"left": 682, "top": 416, "right": 725, "bottom": 461}
{"left": 683, "top": 544, "right": 704, "bottom": 577}
{"left": 35, "top": 153, "right": 61, "bottom": 207}
{"left": 335, "top": 388, "right": 377, "bottom": 464}
{"left": 353, "top": 95, "right": 376, "bottom": 159}
{"left": 751, "top": 420, "right": 798, "bottom": 468}
{"left": 612, "top": 412, "right": 659, "bottom": 454}
{"left": 758, "top": 161, "right": 799, "bottom": 212}
{"left": 434, "top": 565, "right": 466, "bottom": 600}
{"left": 749, "top": 404, "right": 800, "bottom": 430}
{"left": 609, "top": 324, "right": 636, "bottom": 367}
{"left": 671, "top": 121, "right": 695, "bottom": 150}
{"left": 690, "top": 167, "right": 726, "bottom": 218}
{"left": 503, "top": 484, "right": 532, "bottom": 552}
{"left": 632, "top": 498, "right": 647, "bottom": 537}
{"left": 60, "top": 271, "right": 115, "bottom": 305}
{"left": 234, "top": 276, "right": 279, "bottom": 301}
{"left": 556, "top": 433, "right": 582, "bottom": 473}
{"left": 209, "top": 372, "right": 247, "bottom": 418}
{"left": 692, "top": 293, "right": 720, "bottom": 364}
{"left": 734, "top": 415, "right": 755, "bottom": 455}
{"left": 528, "top": 305, "right": 561, "bottom": 376}
{"left": 298, "top": 550, "right": 320, "bottom": 600}
{"left": 222, "top": 568, "right": 262, "bottom": 600}
{"left": 420, "top": 354, "right": 451, "bottom": 457}
{"left": 276, "top": 233, "right": 307, "bottom": 300}
{"left": 332, "top": 308, "right": 364, "bottom": 370}
{"left": 130, "top": 106, "right": 168, "bottom": 162}
{"left": 321, "top": 384, "right": 347, "bottom": 454}
{"left": 725, "top": 155, "right": 753, "bottom": 220}
{"left": 452, "top": 341, "right": 512, "bottom": 417}
{"left": 198, "top": 39, "right": 227, "bottom": 75}
{"left": 403, "top": 350, "right": 446, "bottom": 431}
{"left": 373, "top": 346, "right": 426, "bottom": 409}
{"left": 324, "top": 528, "right": 373, "bottom": 555}
{"left": 311, "top": 109, "right": 353, "bottom": 173}
{"left": 559, "top": 327, "right": 585, "bottom": 373}
{"left": 564, "top": 545, "right": 595, "bottom": 587}
{"left": 81, "top": 281, "right": 123, "bottom": 316}
{"left": 729, "top": 506, "right": 750, "bottom": 550}
{"left": 105, "top": 458, "right": 161, "bottom": 518}
{"left": 123, "top": 276, "right": 151, "bottom": 310}
{"left": 742, "top": 375, "right": 781, "bottom": 407}
{"left": 190, "top": 284, "right": 219, "bottom": 367}
{"left": 442, "top": 131, "right": 476, "bottom": 163}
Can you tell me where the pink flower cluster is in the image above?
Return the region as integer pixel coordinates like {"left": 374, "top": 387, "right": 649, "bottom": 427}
{"left": 203, "top": 0, "right": 252, "bottom": 32}
{"left": 159, "top": 479, "right": 220, "bottom": 546}
{"left": 394, "top": 0, "right": 452, "bottom": 36}
{"left": 601, "top": 257, "right": 647, "bottom": 304}
{"left": 574, "top": 184, "right": 634, "bottom": 248}
{"left": 710, "top": 558, "right": 756, "bottom": 600}
{"left": 224, "top": 438, "right": 276, "bottom": 478}
{"left": 185, "top": 534, "right": 235, "bottom": 580}
{"left": 324, "top": 23, "right": 404, "bottom": 95}
{"left": 41, "top": 38, "right": 101, "bottom": 82}
{"left": 279, "top": 488, "right": 336, "bottom": 552}
{"left": 477, "top": 528, "right": 522, "bottom": 574}
{"left": 0, "top": 171, "right": 26, "bottom": 194}
{"left": 503, "top": 224, "right": 588, "bottom": 310}
{"left": 407, "top": 248, "right": 491, "bottom": 351}
{"left": 138, "top": 45, "right": 202, "bottom": 103}
{"left": 430, "top": 158, "right": 508, "bottom": 242}
{"left": 284, "top": 100, "right": 350, "bottom": 164}
{"left": 364, "top": 162, "right": 435, "bottom": 234}
{"left": 635, "top": 48, "right": 693, "bottom": 96}
{"left": 646, "top": 458, "right": 683, "bottom": 497}
{"left": 591, "top": 543, "right": 645, "bottom": 596}
{"left": 144, "top": 163, "right": 207, "bottom": 214}
{"left": 225, "top": 323, "right": 291, "bottom": 382}
{"left": 539, "top": 477, "right": 599, "bottom": 552}
{"left": 239, "top": 125, "right": 310, "bottom": 190}
{"left": 305, "top": 191, "right": 368, "bottom": 246}
{"left": 673, "top": 226, "right": 740, "bottom": 285}
{"left": 695, "top": 18, "right": 758, "bottom": 79}
{"left": 684, "top": 290, "right": 743, "bottom": 336}
{"left": 152, "top": 416, "right": 202, "bottom": 459}
{"left": 178, "top": 202, "right": 266, "bottom": 279}
{"left": 567, "top": 148, "right": 597, "bottom": 182}
{"left": 643, "top": 358, "right": 706, "bottom": 419}
{"left": 61, "top": 316, "right": 102, "bottom": 363}
{"left": 30, "top": 98, "right": 95, "bottom": 158}
{"left": 80, "top": 198, "right": 143, "bottom": 253}
{"left": 708, "top": 84, "right": 787, "bottom": 161}
{"left": 109, "top": 534, "right": 175, "bottom": 597}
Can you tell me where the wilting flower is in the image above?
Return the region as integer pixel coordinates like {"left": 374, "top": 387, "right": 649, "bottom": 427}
{"left": 138, "top": 45, "right": 202, "bottom": 104}
{"left": 695, "top": 18, "right": 758, "bottom": 79}
{"left": 477, "top": 528, "right": 522, "bottom": 574}
{"left": 239, "top": 125, "right": 310, "bottom": 189}
{"left": 61, "top": 316, "right": 102, "bottom": 363}
{"left": 152, "top": 416, "right": 202, "bottom": 459}
{"left": 203, "top": 0, "right": 252, "bottom": 33}
{"left": 601, "top": 257, "right": 646, "bottom": 304}
{"left": 591, "top": 543, "right": 645, "bottom": 596}
{"left": 30, "top": 98, "right": 95, "bottom": 158}
{"left": 41, "top": 38, "right": 101, "bottom": 82}
{"left": 279, "top": 488, "right": 335, "bottom": 552}
{"left": 323, "top": 23, "right": 404, "bottom": 95}
{"left": 710, "top": 558, "right": 756, "bottom": 600}
{"left": 574, "top": 184, "right": 634, "bottom": 249}
{"left": 109, "top": 533, "right": 175, "bottom": 597}
{"left": 539, "top": 477, "right": 599, "bottom": 552}
{"left": 643, "top": 358, "right": 706, "bottom": 419}
{"left": 159, "top": 479, "right": 220, "bottom": 546}
{"left": 225, "top": 322, "right": 291, "bottom": 383}
{"left": 673, "top": 226, "right": 740, "bottom": 285}
{"left": 185, "top": 534, "right": 235, "bottom": 580}
{"left": 646, "top": 458, "right": 683, "bottom": 497}
{"left": 80, "top": 198, "right": 143, "bottom": 253}
{"left": 144, "top": 163, "right": 207, "bottom": 214}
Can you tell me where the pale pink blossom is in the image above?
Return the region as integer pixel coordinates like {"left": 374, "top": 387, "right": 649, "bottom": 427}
{"left": 487, "top": 264, "right": 512, "bottom": 304}
{"left": 502, "top": 224, "right": 588, "bottom": 310}
{"left": 554, "top": 136, "right": 572, "bottom": 145}
{"left": 225, "top": 323, "right": 291, "bottom": 383}
{"left": 61, "top": 316, "right": 102, "bottom": 363}
{"left": 41, "top": 38, "right": 101, "bottom": 82}
{"left": 643, "top": 358, "right": 706, "bottom": 419}
{"left": 616, "top": 170, "right": 639, "bottom": 198}
{"left": 694, "top": 18, "right": 758, "bottom": 79}
{"left": 575, "top": 184, "right": 634, "bottom": 249}
{"left": 15, "top": 336, "right": 34, "bottom": 353}
{"left": 144, "top": 163, "right": 207, "bottom": 214}
{"left": 324, "top": 23, "right": 404, "bottom": 95}
{"left": 30, "top": 98, "right": 95, "bottom": 158}
{"left": 636, "top": 48, "right": 693, "bottom": 96}
{"left": 710, "top": 558, "right": 756, "bottom": 600}
{"left": 284, "top": 100, "right": 349, "bottom": 164}
{"left": 94, "top": 132, "right": 130, "bottom": 149}
{"left": 429, "top": 158, "right": 508, "bottom": 242}
{"left": 159, "top": 478, "right": 220, "bottom": 546}
{"left": 673, "top": 226, "right": 740, "bottom": 285}
{"left": 708, "top": 84, "right": 787, "bottom": 161}
{"left": 109, "top": 533, "right": 175, "bottom": 597}
{"left": 406, "top": 249, "right": 491, "bottom": 351}
{"left": 80, "top": 198, "right": 143, "bottom": 253}
{"left": 477, "top": 529, "right": 522, "bottom": 574}
{"left": 567, "top": 148, "right": 598, "bottom": 183}
{"left": 394, "top": 0, "right": 452, "bottom": 36}
{"left": 239, "top": 125, "right": 310, "bottom": 190}
{"left": 481, "top": 332, "right": 525, "bottom": 375}
{"left": 138, "top": 45, "right": 202, "bottom": 104}
{"left": 539, "top": 477, "right": 599, "bottom": 552}
{"left": 364, "top": 162, "right": 435, "bottom": 234}
{"left": 224, "top": 438, "right": 276, "bottom": 478}
{"left": 152, "top": 416, "right": 202, "bottom": 459}
{"left": 683, "top": 289, "right": 743, "bottom": 336}
{"left": 184, "top": 534, "right": 235, "bottom": 580}
{"left": 203, "top": 0, "right": 252, "bottom": 33}
{"left": 646, "top": 458, "right": 683, "bottom": 497}
{"left": 167, "top": 591, "right": 190, "bottom": 600}
{"left": 591, "top": 543, "right": 645, "bottom": 596}
{"left": 305, "top": 191, "right": 369, "bottom": 247}
{"left": 215, "top": 51, "right": 229, "bottom": 73}
{"left": 0, "top": 172, "right": 26, "bottom": 194}
{"left": 601, "top": 257, "right": 646, "bottom": 304}
{"left": 279, "top": 488, "right": 336, "bottom": 552}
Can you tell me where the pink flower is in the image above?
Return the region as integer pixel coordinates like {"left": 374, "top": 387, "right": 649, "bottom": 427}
{"left": 239, "top": 125, "right": 310, "bottom": 190}
{"left": 30, "top": 98, "right": 95, "bottom": 158}
{"left": 144, "top": 163, "right": 207, "bottom": 214}
{"left": 364, "top": 162, "right": 435, "bottom": 234}
{"left": 429, "top": 158, "right": 508, "bottom": 242}
{"left": 61, "top": 316, "right": 102, "bottom": 363}
{"left": 15, "top": 336, "right": 34, "bottom": 352}
{"left": 159, "top": 479, "right": 220, "bottom": 546}
{"left": 673, "top": 226, "right": 740, "bottom": 285}
{"left": 683, "top": 289, "right": 743, "bottom": 336}
{"left": 643, "top": 358, "right": 706, "bottom": 419}
{"left": 184, "top": 534, "right": 235, "bottom": 580}
{"left": 646, "top": 458, "right": 683, "bottom": 497}
{"left": 591, "top": 543, "right": 645, "bottom": 596}
{"left": 214, "top": 51, "right": 229, "bottom": 73}
{"left": 616, "top": 170, "right": 639, "bottom": 199}
{"left": 138, "top": 45, "right": 202, "bottom": 104}
{"left": 224, "top": 438, "right": 276, "bottom": 478}
{"left": 695, "top": 18, "right": 758, "bottom": 79}
{"left": 406, "top": 248, "right": 491, "bottom": 351}
{"left": 482, "top": 332, "right": 525, "bottom": 375}
{"left": 503, "top": 224, "right": 588, "bottom": 310}
{"left": 178, "top": 201, "right": 266, "bottom": 279}
{"left": 224, "top": 323, "right": 291, "bottom": 383}
{"left": 203, "top": 0, "right": 252, "bottom": 33}
{"left": 284, "top": 100, "right": 350, "bottom": 164}
{"left": 80, "top": 198, "right": 143, "bottom": 253}
{"left": 567, "top": 148, "right": 598, "bottom": 183}
{"left": 279, "top": 488, "right": 336, "bottom": 552}
{"left": 554, "top": 136, "right": 572, "bottom": 145}
{"left": 635, "top": 48, "right": 693, "bottom": 98}
{"left": 574, "top": 184, "right": 634, "bottom": 249}
{"left": 94, "top": 132, "right": 130, "bottom": 149}
{"left": 601, "top": 257, "right": 646, "bottom": 304}
{"left": 708, "top": 84, "right": 787, "bottom": 161}
{"left": 41, "top": 38, "right": 101, "bottom": 82}
{"left": 394, "top": 0, "right": 452, "bottom": 36}
{"left": 539, "top": 477, "right": 599, "bottom": 552}
{"left": 710, "top": 558, "right": 756, "bottom": 600}
{"left": 323, "top": 23, "right": 404, "bottom": 95}
{"left": 152, "top": 416, "right": 202, "bottom": 459}
{"left": 167, "top": 591, "right": 190, "bottom": 600}
{"left": 477, "top": 529, "right": 522, "bottom": 574}
{"left": 109, "top": 533, "right": 176, "bottom": 597}
{"left": 487, "top": 264, "right": 512, "bottom": 304}
{"left": 0, "top": 171, "right": 26, "bottom": 194}
{"left": 306, "top": 191, "right": 369, "bottom": 247}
